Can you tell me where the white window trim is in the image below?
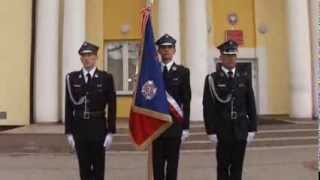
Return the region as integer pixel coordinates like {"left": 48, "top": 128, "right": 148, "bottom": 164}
{"left": 105, "top": 41, "right": 138, "bottom": 95}
{"left": 122, "top": 42, "right": 130, "bottom": 94}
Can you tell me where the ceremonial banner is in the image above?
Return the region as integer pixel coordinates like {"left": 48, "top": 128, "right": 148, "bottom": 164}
{"left": 129, "top": 7, "right": 172, "bottom": 150}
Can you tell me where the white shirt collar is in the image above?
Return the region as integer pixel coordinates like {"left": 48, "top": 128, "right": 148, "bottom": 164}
{"left": 82, "top": 67, "right": 96, "bottom": 77}
{"left": 221, "top": 66, "right": 236, "bottom": 77}
{"left": 161, "top": 60, "right": 174, "bottom": 71}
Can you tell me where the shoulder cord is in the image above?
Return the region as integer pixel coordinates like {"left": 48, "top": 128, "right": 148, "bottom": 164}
{"left": 66, "top": 74, "right": 86, "bottom": 106}
{"left": 208, "top": 74, "right": 232, "bottom": 104}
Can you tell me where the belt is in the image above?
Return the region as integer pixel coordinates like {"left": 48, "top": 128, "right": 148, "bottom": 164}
{"left": 73, "top": 111, "right": 105, "bottom": 120}
{"left": 231, "top": 112, "right": 248, "bottom": 120}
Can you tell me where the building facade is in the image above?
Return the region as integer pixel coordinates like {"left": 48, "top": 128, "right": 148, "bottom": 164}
{"left": 0, "top": 0, "right": 318, "bottom": 125}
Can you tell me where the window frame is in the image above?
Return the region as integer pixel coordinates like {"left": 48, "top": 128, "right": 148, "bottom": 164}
{"left": 104, "top": 40, "right": 140, "bottom": 95}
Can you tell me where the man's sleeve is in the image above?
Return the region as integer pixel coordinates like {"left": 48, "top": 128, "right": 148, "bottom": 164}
{"left": 202, "top": 74, "right": 217, "bottom": 135}
{"left": 181, "top": 68, "right": 191, "bottom": 130}
{"left": 247, "top": 78, "right": 257, "bottom": 132}
{"left": 65, "top": 74, "right": 74, "bottom": 134}
{"left": 106, "top": 74, "right": 117, "bottom": 134}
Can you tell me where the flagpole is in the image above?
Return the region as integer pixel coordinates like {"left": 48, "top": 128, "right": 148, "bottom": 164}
{"left": 147, "top": 145, "right": 154, "bottom": 180}
{"left": 134, "top": 1, "right": 154, "bottom": 180}
{"left": 146, "top": 1, "right": 154, "bottom": 180}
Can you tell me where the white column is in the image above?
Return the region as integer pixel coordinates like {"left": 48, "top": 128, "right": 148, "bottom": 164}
{"left": 158, "top": 0, "right": 181, "bottom": 64}
{"left": 185, "top": 0, "right": 208, "bottom": 121}
{"left": 256, "top": 47, "right": 269, "bottom": 115}
{"left": 62, "top": 0, "right": 85, "bottom": 76}
{"left": 287, "top": 0, "right": 313, "bottom": 118}
{"left": 309, "top": 0, "right": 319, "bottom": 118}
{"left": 62, "top": 0, "right": 86, "bottom": 121}
{"left": 34, "top": 0, "right": 60, "bottom": 123}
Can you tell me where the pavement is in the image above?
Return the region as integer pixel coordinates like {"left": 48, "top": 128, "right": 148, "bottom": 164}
{"left": 0, "top": 146, "right": 316, "bottom": 180}
{"left": 0, "top": 119, "right": 318, "bottom": 180}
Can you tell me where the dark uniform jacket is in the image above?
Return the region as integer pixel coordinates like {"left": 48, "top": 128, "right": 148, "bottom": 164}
{"left": 203, "top": 67, "right": 257, "bottom": 141}
{"left": 161, "top": 63, "right": 191, "bottom": 138}
{"left": 65, "top": 69, "right": 116, "bottom": 141}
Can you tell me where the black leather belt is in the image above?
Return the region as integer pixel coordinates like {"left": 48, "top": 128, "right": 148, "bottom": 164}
{"left": 231, "top": 112, "right": 248, "bottom": 120}
{"left": 73, "top": 111, "right": 105, "bottom": 119}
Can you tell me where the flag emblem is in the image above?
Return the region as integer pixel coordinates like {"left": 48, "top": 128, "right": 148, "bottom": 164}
{"left": 141, "top": 80, "right": 158, "bottom": 100}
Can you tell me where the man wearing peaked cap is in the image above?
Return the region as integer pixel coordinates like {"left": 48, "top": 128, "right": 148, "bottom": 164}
{"left": 152, "top": 34, "right": 191, "bottom": 180}
{"left": 78, "top": 41, "right": 99, "bottom": 55}
{"left": 65, "top": 41, "right": 116, "bottom": 180}
{"left": 217, "top": 39, "right": 239, "bottom": 55}
{"left": 203, "top": 40, "right": 257, "bottom": 180}
{"left": 156, "top": 33, "right": 177, "bottom": 47}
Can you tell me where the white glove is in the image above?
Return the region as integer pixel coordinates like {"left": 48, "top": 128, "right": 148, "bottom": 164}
{"left": 66, "top": 134, "right": 75, "bottom": 150}
{"left": 208, "top": 134, "right": 218, "bottom": 144}
{"left": 181, "top": 130, "right": 190, "bottom": 143}
{"left": 103, "top": 133, "right": 113, "bottom": 151}
{"left": 247, "top": 132, "right": 256, "bottom": 145}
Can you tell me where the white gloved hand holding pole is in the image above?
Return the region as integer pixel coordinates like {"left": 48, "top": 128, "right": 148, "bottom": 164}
{"left": 103, "top": 133, "right": 113, "bottom": 151}
{"left": 181, "top": 130, "right": 190, "bottom": 143}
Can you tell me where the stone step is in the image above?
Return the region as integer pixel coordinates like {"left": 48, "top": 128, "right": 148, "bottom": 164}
{"left": 116, "top": 123, "right": 317, "bottom": 134}
{"left": 0, "top": 121, "right": 316, "bottom": 153}
{"left": 113, "top": 138, "right": 317, "bottom": 151}
{"left": 0, "top": 133, "right": 316, "bottom": 153}
{"left": 112, "top": 130, "right": 317, "bottom": 142}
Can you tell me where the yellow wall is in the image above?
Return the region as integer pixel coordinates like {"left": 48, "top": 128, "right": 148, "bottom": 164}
{"left": 86, "top": 0, "right": 104, "bottom": 68}
{"left": 255, "top": 0, "right": 289, "bottom": 114}
{"left": 0, "top": 0, "right": 32, "bottom": 125}
{"left": 212, "top": 0, "right": 256, "bottom": 47}
{"left": 103, "top": 0, "right": 159, "bottom": 40}
{"left": 103, "top": 0, "right": 155, "bottom": 40}
{"left": 117, "top": 96, "right": 132, "bottom": 118}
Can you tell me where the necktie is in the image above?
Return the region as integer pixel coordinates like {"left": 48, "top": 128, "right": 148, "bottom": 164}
{"left": 163, "top": 66, "right": 168, "bottom": 86}
{"left": 227, "top": 70, "right": 235, "bottom": 90}
{"left": 163, "top": 66, "right": 168, "bottom": 79}
{"left": 86, "top": 73, "right": 92, "bottom": 84}
{"left": 228, "top": 71, "right": 233, "bottom": 79}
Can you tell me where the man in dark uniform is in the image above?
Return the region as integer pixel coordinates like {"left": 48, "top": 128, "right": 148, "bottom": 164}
{"left": 65, "top": 41, "right": 116, "bottom": 180}
{"left": 152, "top": 34, "right": 191, "bottom": 180}
{"left": 202, "top": 40, "right": 257, "bottom": 180}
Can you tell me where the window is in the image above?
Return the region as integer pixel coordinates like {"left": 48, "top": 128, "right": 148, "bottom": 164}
{"left": 105, "top": 41, "right": 140, "bottom": 95}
